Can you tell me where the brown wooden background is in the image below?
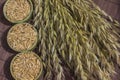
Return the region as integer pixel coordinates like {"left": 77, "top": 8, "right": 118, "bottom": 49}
{"left": 0, "top": 0, "right": 120, "bottom": 80}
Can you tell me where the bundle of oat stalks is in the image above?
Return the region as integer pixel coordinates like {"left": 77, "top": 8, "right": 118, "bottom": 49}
{"left": 33, "top": 0, "right": 120, "bottom": 80}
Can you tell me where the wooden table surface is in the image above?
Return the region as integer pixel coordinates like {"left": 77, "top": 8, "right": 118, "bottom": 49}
{"left": 0, "top": 0, "right": 120, "bottom": 80}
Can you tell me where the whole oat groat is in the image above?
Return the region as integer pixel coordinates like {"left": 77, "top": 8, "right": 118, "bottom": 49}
{"left": 10, "top": 51, "right": 42, "bottom": 80}
{"left": 3, "top": 0, "right": 33, "bottom": 23}
{"left": 7, "top": 23, "right": 38, "bottom": 52}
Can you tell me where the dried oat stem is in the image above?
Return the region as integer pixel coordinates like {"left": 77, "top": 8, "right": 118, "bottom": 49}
{"left": 33, "top": 0, "right": 65, "bottom": 80}
{"left": 33, "top": 0, "right": 120, "bottom": 80}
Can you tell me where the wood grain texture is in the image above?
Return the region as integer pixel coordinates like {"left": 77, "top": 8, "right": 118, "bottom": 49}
{"left": 0, "top": 0, "right": 120, "bottom": 80}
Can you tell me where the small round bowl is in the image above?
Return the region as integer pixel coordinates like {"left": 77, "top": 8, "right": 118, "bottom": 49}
{"left": 10, "top": 51, "right": 43, "bottom": 80}
{"left": 7, "top": 23, "right": 38, "bottom": 52}
{"left": 3, "top": 0, "right": 33, "bottom": 23}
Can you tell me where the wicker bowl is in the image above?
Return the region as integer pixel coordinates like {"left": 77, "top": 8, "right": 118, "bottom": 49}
{"left": 3, "top": 0, "right": 33, "bottom": 23}
{"left": 7, "top": 23, "right": 38, "bottom": 52}
{"left": 10, "top": 51, "right": 43, "bottom": 80}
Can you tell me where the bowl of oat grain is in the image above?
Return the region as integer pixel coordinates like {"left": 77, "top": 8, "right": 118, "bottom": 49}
{"left": 10, "top": 51, "right": 43, "bottom": 80}
{"left": 3, "top": 0, "right": 33, "bottom": 23}
{"left": 7, "top": 23, "right": 38, "bottom": 52}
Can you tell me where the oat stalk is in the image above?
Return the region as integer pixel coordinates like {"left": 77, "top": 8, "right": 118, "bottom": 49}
{"left": 33, "top": 0, "right": 120, "bottom": 80}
